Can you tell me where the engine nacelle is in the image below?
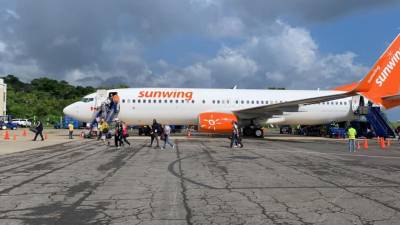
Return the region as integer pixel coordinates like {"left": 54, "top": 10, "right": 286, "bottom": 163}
{"left": 198, "top": 112, "right": 238, "bottom": 133}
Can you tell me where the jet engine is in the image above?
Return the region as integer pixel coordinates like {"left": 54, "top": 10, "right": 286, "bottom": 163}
{"left": 198, "top": 112, "right": 237, "bottom": 133}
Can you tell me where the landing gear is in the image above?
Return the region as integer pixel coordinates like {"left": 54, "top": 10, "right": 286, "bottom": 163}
{"left": 243, "top": 126, "right": 264, "bottom": 138}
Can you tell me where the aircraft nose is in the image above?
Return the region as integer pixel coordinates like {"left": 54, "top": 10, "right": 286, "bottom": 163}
{"left": 63, "top": 103, "right": 79, "bottom": 118}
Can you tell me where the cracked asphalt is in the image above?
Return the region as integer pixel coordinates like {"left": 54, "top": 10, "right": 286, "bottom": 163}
{"left": 1, "top": 137, "right": 400, "bottom": 225}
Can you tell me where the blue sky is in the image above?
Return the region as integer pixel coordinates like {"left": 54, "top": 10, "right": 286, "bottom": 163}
{"left": 0, "top": 0, "right": 400, "bottom": 119}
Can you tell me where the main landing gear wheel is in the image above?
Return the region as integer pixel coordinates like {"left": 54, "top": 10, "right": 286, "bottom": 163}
{"left": 254, "top": 129, "right": 264, "bottom": 138}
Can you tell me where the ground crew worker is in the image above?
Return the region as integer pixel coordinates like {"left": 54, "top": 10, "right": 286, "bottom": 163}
{"left": 347, "top": 126, "right": 357, "bottom": 152}
{"left": 33, "top": 120, "right": 44, "bottom": 141}
{"left": 68, "top": 122, "right": 74, "bottom": 139}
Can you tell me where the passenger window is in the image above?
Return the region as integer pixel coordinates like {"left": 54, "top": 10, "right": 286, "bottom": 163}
{"left": 261, "top": 101, "right": 264, "bottom": 104}
{"left": 344, "top": 102, "right": 347, "bottom": 105}
{"left": 246, "top": 100, "right": 250, "bottom": 104}
{"left": 132, "top": 99, "right": 135, "bottom": 103}
{"left": 170, "top": 100, "right": 173, "bottom": 103}
{"left": 202, "top": 100, "right": 206, "bottom": 104}
{"left": 122, "top": 99, "right": 125, "bottom": 103}
{"left": 236, "top": 100, "right": 239, "bottom": 104}
{"left": 340, "top": 102, "right": 343, "bottom": 105}
{"left": 164, "top": 100, "right": 168, "bottom": 103}
{"left": 181, "top": 100, "right": 185, "bottom": 103}
{"left": 241, "top": 100, "right": 244, "bottom": 104}
{"left": 127, "top": 99, "right": 131, "bottom": 103}
{"left": 159, "top": 100, "right": 162, "bottom": 103}
{"left": 212, "top": 100, "right": 215, "bottom": 104}
{"left": 143, "top": 100, "right": 146, "bottom": 103}
{"left": 138, "top": 99, "right": 141, "bottom": 103}
{"left": 176, "top": 100, "right": 179, "bottom": 103}
{"left": 256, "top": 101, "right": 259, "bottom": 104}
{"left": 217, "top": 100, "right": 220, "bottom": 104}
{"left": 192, "top": 100, "right": 195, "bottom": 104}
{"left": 227, "top": 100, "right": 230, "bottom": 104}
{"left": 251, "top": 100, "right": 254, "bottom": 104}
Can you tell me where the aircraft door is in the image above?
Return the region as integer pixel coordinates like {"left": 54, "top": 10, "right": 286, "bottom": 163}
{"left": 95, "top": 89, "right": 108, "bottom": 108}
{"left": 351, "top": 95, "right": 362, "bottom": 113}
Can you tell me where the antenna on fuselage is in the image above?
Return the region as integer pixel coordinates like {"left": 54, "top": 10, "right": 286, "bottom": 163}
{"left": 232, "top": 85, "right": 237, "bottom": 89}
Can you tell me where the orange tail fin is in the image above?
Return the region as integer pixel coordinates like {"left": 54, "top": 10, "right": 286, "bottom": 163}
{"left": 335, "top": 34, "right": 400, "bottom": 109}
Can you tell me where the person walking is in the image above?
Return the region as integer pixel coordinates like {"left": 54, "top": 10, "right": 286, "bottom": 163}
{"left": 68, "top": 122, "right": 74, "bottom": 139}
{"left": 121, "top": 122, "right": 131, "bottom": 146}
{"left": 100, "top": 120, "right": 109, "bottom": 145}
{"left": 33, "top": 120, "right": 44, "bottom": 141}
{"left": 149, "top": 119, "right": 161, "bottom": 148}
{"left": 114, "top": 121, "right": 124, "bottom": 148}
{"left": 230, "top": 121, "right": 243, "bottom": 148}
{"left": 162, "top": 125, "right": 175, "bottom": 149}
{"left": 347, "top": 126, "right": 357, "bottom": 152}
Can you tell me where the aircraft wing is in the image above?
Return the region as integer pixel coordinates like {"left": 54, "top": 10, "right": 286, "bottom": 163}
{"left": 233, "top": 91, "right": 354, "bottom": 118}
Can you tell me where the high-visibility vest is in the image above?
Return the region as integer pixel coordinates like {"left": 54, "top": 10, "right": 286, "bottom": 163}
{"left": 348, "top": 128, "right": 357, "bottom": 139}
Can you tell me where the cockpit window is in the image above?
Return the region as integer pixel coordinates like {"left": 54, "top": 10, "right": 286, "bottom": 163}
{"left": 81, "top": 98, "right": 94, "bottom": 103}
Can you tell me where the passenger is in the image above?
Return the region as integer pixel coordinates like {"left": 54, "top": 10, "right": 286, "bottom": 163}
{"left": 100, "top": 120, "right": 110, "bottom": 145}
{"left": 121, "top": 122, "right": 131, "bottom": 146}
{"left": 68, "top": 122, "right": 74, "bottom": 139}
{"left": 97, "top": 119, "right": 104, "bottom": 140}
{"left": 230, "top": 121, "right": 243, "bottom": 148}
{"left": 161, "top": 124, "right": 175, "bottom": 150}
{"left": 33, "top": 120, "right": 44, "bottom": 141}
{"left": 347, "top": 126, "right": 357, "bottom": 152}
{"left": 114, "top": 121, "right": 123, "bottom": 148}
{"left": 112, "top": 93, "right": 120, "bottom": 113}
{"left": 149, "top": 119, "right": 161, "bottom": 148}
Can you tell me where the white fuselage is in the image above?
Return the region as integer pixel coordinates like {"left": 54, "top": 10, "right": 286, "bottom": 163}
{"left": 64, "top": 88, "right": 355, "bottom": 126}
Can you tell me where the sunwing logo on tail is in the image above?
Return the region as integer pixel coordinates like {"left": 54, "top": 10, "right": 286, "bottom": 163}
{"left": 375, "top": 49, "right": 400, "bottom": 87}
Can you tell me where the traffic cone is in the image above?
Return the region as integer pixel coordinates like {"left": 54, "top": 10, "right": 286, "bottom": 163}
{"left": 363, "top": 139, "right": 368, "bottom": 150}
{"left": 387, "top": 139, "right": 391, "bottom": 147}
{"left": 22, "top": 130, "right": 27, "bottom": 137}
{"left": 4, "top": 131, "right": 10, "bottom": 140}
{"left": 357, "top": 141, "right": 360, "bottom": 150}
{"left": 44, "top": 133, "right": 48, "bottom": 140}
{"left": 380, "top": 138, "right": 386, "bottom": 149}
{"left": 13, "top": 133, "right": 17, "bottom": 141}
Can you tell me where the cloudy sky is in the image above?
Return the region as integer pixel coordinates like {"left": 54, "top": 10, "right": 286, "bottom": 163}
{"left": 1, "top": 0, "right": 400, "bottom": 118}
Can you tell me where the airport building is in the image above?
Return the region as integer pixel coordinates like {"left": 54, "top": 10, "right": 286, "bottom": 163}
{"left": 0, "top": 78, "right": 6, "bottom": 116}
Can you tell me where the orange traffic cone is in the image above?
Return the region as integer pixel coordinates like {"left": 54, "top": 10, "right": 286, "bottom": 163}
{"left": 22, "top": 129, "right": 27, "bottom": 137}
{"left": 357, "top": 141, "right": 360, "bottom": 150}
{"left": 380, "top": 138, "right": 386, "bottom": 149}
{"left": 4, "top": 131, "right": 10, "bottom": 140}
{"left": 387, "top": 139, "right": 391, "bottom": 147}
{"left": 363, "top": 139, "right": 369, "bottom": 150}
{"left": 13, "top": 133, "right": 17, "bottom": 141}
{"left": 44, "top": 133, "right": 48, "bottom": 140}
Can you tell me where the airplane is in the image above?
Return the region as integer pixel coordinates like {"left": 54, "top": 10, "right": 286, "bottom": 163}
{"left": 64, "top": 34, "right": 400, "bottom": 137}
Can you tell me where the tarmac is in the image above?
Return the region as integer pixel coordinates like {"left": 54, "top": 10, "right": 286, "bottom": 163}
{"left": 1, "top": 133, "right": 400, "bottom": 224}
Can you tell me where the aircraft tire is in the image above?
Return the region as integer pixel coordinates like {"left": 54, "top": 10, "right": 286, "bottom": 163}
{"left": 254, "top": 129, "right": 264, "bottom": 138}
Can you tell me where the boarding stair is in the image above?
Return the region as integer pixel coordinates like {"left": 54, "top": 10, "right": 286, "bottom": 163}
{"left": 365, "top": 106, "right": 395, "bottom": 138}
{"left": 91, "top": 89, "right": 120, "bottom": 125}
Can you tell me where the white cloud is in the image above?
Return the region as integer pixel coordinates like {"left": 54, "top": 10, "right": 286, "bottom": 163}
{"left": 207, "top": 17, "right": 245, "bottom": 38}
